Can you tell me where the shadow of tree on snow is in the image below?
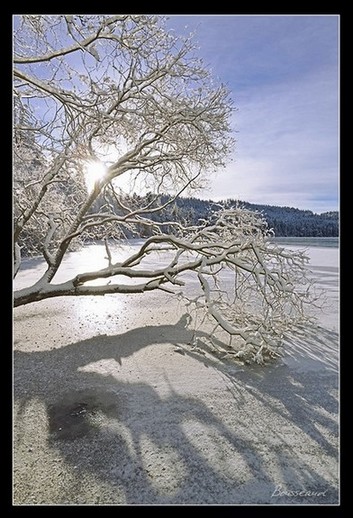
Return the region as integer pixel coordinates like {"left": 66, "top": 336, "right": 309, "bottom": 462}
{"left": 14, "top": 316, "right": 339, "bottom": 504}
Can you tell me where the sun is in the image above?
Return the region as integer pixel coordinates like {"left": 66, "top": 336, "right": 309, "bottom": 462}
{"left": 84, "top": 160, "right": 107, "bottom": 193}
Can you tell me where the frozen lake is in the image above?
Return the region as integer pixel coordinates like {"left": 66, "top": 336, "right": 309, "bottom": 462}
{"left": 14, "top": 237, "right": 339, "bottom": 332}
{"left": 275, "top": 239, "right": 339, "bottom": 332}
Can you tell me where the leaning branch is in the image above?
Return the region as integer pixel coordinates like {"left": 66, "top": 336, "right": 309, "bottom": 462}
{"left": 13, "top": 276, "right": 168, "bottom": 307}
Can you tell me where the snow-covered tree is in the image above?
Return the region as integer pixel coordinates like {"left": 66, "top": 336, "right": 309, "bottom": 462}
{"left": 13, "top": 15, "right": 316, "bottom": 364}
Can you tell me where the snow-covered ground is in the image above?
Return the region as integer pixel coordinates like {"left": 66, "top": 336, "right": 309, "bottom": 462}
{"left": 13, "top": 241, "right": 339, "bottom": 505}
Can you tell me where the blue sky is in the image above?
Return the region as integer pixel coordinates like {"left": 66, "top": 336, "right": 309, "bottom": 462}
{"left": 166, "top": 15, "right": 339, "bottom": 213}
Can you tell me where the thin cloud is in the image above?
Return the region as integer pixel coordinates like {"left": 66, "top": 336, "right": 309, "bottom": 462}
{"left": 166, "top": 15, "right": 339, "bottom": 213}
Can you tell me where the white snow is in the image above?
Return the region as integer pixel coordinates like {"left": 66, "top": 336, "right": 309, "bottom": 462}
{"left": 13, "top": 239, "right": 339, "bottom": 504}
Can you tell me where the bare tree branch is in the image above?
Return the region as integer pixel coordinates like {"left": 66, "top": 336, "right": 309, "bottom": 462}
{"left": 13, "top": 16, "right": 124, "bottom": 64}
{"left": 13, "top": 243, "right": 21, "bottom": 278}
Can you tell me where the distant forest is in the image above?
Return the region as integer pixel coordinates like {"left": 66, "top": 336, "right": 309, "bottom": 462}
{"left": 19, "top": 191, "right": 340, "bottom": 256}
{"left": 93, "top": 193, "right": 338, "bottom": 238}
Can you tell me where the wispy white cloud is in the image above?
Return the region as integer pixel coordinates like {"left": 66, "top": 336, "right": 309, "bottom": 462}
{"left": 210, "top": 70, "right": 339, "bottom": 212}
{"left": 166, "top": 15, "right": 339, "bottom": 213}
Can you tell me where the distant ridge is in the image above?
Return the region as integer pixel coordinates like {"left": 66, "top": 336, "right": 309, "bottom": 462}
{"left": 131, "top": 194, "right": 338, "bottom": 237}
{"left": 223, "top": 199, "right": 339, "bottom": 237}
